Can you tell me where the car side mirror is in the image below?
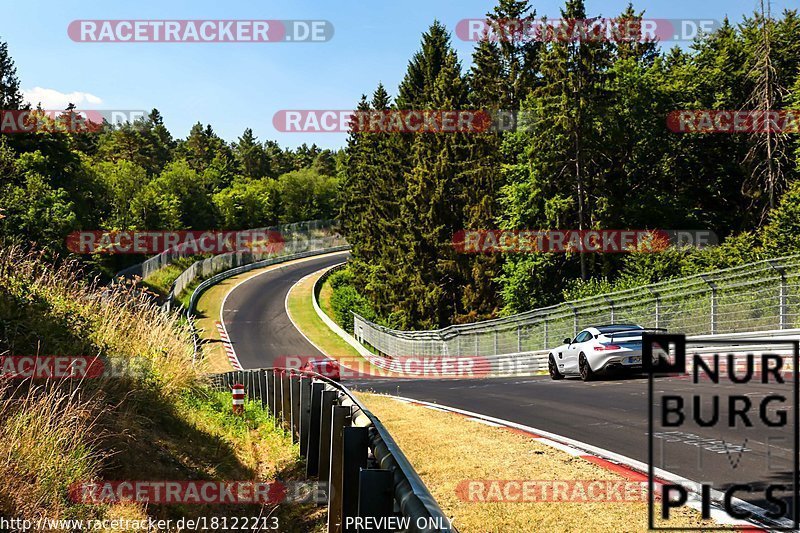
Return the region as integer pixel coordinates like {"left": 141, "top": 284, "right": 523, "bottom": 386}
{"left": 563, "top": 337, "right": 572, "bottom": 345}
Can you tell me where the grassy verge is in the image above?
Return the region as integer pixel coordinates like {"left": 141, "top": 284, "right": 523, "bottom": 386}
{"left": 318, "top": 277, "right": 335, "bottom": 319}
{"left": 0, "top": 244, "right": 323, "bottom": 530}
{"left": 139, "top": 256, "right": 199, "bottom": 298}
{"left": 355, "top": 392, "right": 716, "bottom": 533}
{"left": 192, "top": 253, "right": 350, "bottom": 372}
{"left": 285, "top": 268, "right": 380, "bottom": 372}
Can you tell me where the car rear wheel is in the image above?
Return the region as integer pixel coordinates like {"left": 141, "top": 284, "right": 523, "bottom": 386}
{"left": 548, "top": 355, "right": 564, "bottom": 380}
{"left": 579, "top": 354, "right": 594, "bottom": 382}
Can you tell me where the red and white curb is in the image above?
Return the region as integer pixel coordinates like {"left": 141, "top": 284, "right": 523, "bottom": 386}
{"left": 389, "top": 396, "right": 779, "bottom": 531}
{"left": 215, "top": 321, "right": 242, "bottom": 371}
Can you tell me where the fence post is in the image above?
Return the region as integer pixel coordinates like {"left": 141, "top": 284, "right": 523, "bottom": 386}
{"left": 517, "top": 325, "right": 522, "bottom": 353}
{"left": 306, "top": 382, "right": 325, "bottom": 477}
{"left": 567, "top": 303, "right": 578, "bottom": 337}
{"left": 769, "top": 260, "right": 788, "bottom": 330}
{"left": 357, "top": 469, "right": 394, "bottom": 530}
{"left": 318, "top": 390, "right": 338, "bottom": 493}
{"left": 327, "top": 405, "right": 352, "bottom": 533}
{"left": 604, "top": 296, "right": 615, "bottom": 323}
{"left": 701, "top": 275, "right": 717, "bottom": 335}
{"left": 646, "top": 288, "right": 660, "bottom": 329}
{"left": 493, "top": 330, "right": 498, "bottom": 355}
{"left": 342, "top": 426, "right": 369, "bottom": 531}
{"left": 543, "top": 317, "right": 548, "bottom": 350}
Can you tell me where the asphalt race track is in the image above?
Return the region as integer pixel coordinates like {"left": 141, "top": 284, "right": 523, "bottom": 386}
{"left": 223, "top": 253, "right": 797, "bottom": 523}
{"left": 222, "top": 252, "right": 349, "bottom": 369}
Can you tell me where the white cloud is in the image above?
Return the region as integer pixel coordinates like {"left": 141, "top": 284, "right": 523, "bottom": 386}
{"left": 21, "top": 87, "right": 103, "bottom": 109}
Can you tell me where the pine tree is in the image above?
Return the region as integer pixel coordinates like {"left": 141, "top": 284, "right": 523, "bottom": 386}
{"left": 234, "top": 128, "right": 269, "bottom": 179}
{"left": 743, "top": 0, "right": 792, "bottom": 214}
{"left": 0, "top": 38, "right": 23, "bottom": 110}
{"left": 532, "top": 0, "right": 611, "bottom": 279}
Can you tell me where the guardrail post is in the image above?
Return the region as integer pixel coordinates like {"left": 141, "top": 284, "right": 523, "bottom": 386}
{"left": 769, "top": 260, "right": 788, "bottom": 330}
{"left": 258, "top": 370, "right": 268, "bottom": 409}
{"left": 701, "top": 275, "right": 717, "bottom": 334}
{"left": 250, "top": 371, "right": 257, "bottom": 397}
{"left": 357, "top": 469, "right": 394, "bottom": 531}
{"left": 306, "top": 382, "right": 325, "bottom": 477}
{"left": 270, "top": 370, "right": 279, "bottom": 422}
{"left": 299, "top": 375, "right": 312, "bottom": 458}
{"left": 318, "top": 390, "right": 338, "bottom": 494}
{"left": 281, "top": 371, "right": 292, "bottom": 435}
{"left": 328, "top": 405, "right": 352, "bottom": 533}
{"left": 291, "top": 372, "right": 301, "bottom": 440}
{"left": 342, "top": 426, "right": 369, "bottom": 532}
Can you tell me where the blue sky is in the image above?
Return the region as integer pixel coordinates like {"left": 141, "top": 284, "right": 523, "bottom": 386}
{"left": 3, "top": 0, "right": 795, "bottom": 150}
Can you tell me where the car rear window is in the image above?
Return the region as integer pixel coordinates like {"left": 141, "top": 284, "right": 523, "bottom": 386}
{"left": 596, "top": 325, "right": 642, "bottom": 333}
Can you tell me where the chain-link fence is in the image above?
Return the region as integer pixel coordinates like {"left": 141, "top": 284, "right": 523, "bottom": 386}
{"left": 167, "top": 233, "right": 347, "bottom": 311}
{"left": 113, "top": 219, "right": 335, "bottom": 281}
{"left": 353, "top": 255, "right": 800, "bottom": 358}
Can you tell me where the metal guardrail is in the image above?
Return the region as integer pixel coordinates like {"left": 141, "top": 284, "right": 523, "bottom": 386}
{"left": 113, "top": 219, "right": 336, "bottom": 281}
{"left": 353, "top": 254, "right": 800, "bottom": 359}
{"left": 210, "top": 368, "right": 456, "bottom": 533}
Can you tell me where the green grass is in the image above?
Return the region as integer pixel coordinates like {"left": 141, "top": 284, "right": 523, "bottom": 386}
{"left": 319, "top": 277, "right": 335, "bottom": 318}
{"left": 286, "top": 269, "right": 382, "bottom": 373}
{"left": 140, "top": 256, "right": 199, "bottom": 298}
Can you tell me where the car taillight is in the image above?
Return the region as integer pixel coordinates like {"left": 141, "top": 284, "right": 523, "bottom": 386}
{"left": 594, "top": 344, "right": 620, "bottom": 351}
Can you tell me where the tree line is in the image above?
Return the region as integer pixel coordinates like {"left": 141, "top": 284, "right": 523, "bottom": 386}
{"left": 0, "top": 39, "right": 341, "bottom": 275}
{"left": 339, "top": 0, "right": 800, "bottom": 329}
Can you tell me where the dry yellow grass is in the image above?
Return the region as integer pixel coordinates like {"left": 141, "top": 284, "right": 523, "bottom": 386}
{"left": 356, "top": 392, "right": 718, "bottom": 533}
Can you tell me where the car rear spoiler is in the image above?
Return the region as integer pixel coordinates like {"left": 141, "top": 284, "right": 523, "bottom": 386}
{"left": 606, "top": 328, "right": 667, "bottom": 342}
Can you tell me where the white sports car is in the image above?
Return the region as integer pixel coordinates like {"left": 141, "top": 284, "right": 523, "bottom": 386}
{"left": 548, "top": 324, "right": 658, "bottom": 381}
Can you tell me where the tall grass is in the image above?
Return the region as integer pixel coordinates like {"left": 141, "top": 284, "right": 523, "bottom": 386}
{"left": 0, "top": 383, "right": 107, "bottom": 518}
{"left": 0, "top": 244, "right": 202, "bottom": 395}
{"left": 0, "top": 243, "right": 200, "bottom": 520}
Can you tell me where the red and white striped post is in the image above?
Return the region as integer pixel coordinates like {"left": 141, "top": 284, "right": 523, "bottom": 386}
{"left": 232, "top": 383, "right": 245, "bottom": 414}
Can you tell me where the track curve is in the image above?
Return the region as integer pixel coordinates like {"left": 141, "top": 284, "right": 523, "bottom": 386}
{"left": 221, "top": 256, "right": 796, "bottom": 516}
